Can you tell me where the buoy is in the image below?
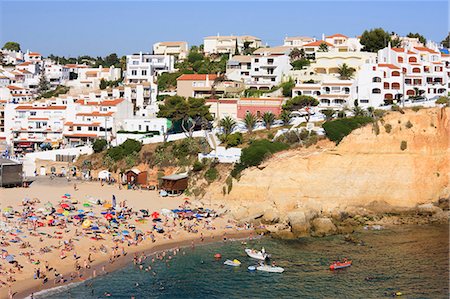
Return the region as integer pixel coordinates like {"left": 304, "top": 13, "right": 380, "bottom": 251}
{"left": 248, "top": 266, "right": 256, "bottom": 271}
{"left": 214, "top": 253, "right": 221, "bottom": 259}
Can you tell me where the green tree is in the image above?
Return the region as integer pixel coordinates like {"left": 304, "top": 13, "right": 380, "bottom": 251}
{"left": 262, "top": 112, "right": 275, "bottom": 129}
{"left": 37, "top": 72, "right": 50, "bottom": 95}
{"left": 391, "top": 36, "right": 402, "bottom": 48}
{"left": 99, "top": 78, "right": 107, "bottom": 90}
{"left": 289, "top": 48, "right": 302, "bottom": 61}
{"left": 435, "top": 96, "right": 449, "bottom": 106}
{"left": 282, "top": 95, "right": 319, "bottom": 122}
{"left": 352, "top": 106, "right": 366, "bottom": 117}
{"left": 93, "top": 139, "right": 107, "bottom": 153}
{"left": 441, "top": 33, "right": 450, "bottom": 48}
{"left": 104, "top": 53, "right": 120, "bottom": 67}
{"left": 360, "top": 28, "right": 391, "bottom": 52}
{"left": 321, "top": 109, "right": 335, "bottom": 121}
{"left": 318, "top": 42, "right": 329, "bottom": 52}
{"left": 279, "top": 110, "right": 291, "bottom": 125}
{"left": 291, "top": 58, "right": 310, "bottom": 70}
{"left": 157, "top": 96, "right": 213, "bottom": 138}
{"left": 337, "top": 63, "right": 356, "bottom": 80}
{"left": 243, "top": 112, "right": 257, "bottom": 133}
{"left": 219, "top": 116, "right": 236, "bottom": 136}
{"left": 281, "top": 79, "right": 295, "bottom": 97}
{"left": 187, "top": 51, "right": 204, "bottom": 64}
{"left": 406, "top": 32, "right": 427, "bottom": 45}
{"left": 2, "top": 41, "right": 20, "bottom": 51}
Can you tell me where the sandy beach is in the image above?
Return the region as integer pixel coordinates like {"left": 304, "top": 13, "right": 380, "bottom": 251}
{"left": 0, "top": 178, "right": 254, "bottom": 299}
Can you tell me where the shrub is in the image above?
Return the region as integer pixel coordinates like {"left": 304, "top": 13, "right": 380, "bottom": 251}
{"left": 106, "top": 139, "right": 142, "bottom": 162}
{"left": 232, "top": 139, "right": 289, "bottom": 177}
{"left": 372, "top": 121, "right": 380, "bottom": 135}
{"left": 107, "top": 146, "right": 125, "bottom": 161}
{"left": 93, "top": 139, "right": 107, "bottom": 153}
{"left": 322, "top": 116, "right": 373, "bottom": 144}
{"left": 204, "top": 167, "right": 218, "bottom": 183}
{"left": 411, "top": 106, "right": 423, "bottom": 112}
{"left": 373, "top": 109, "right": 386, "bottom": 118}
{"left": 267, "top": 132, "right": 274, "bottom": 140}
{"left": 225, "top": 176, "right": 233, "bottom": 194}
{"left": 192, "top": 160, "right": 204, "bottom": 172}
{"left": 400, "top": 140, "right": 407, "bottom": 151}
{"left": 226, "top": 132, "right": 243, "bottom": 147}
{"left": 435, "top": 96, "right": 449, "bottom": 106}
{"left": 391, "top": 105, "right": 405, "bottom": 114}
{"left": 121, "top": 139, "right": 142, "bottom": 153}
{"left": 384, "top": 123, "right": 392, "bottom": 133}
{"left": 405, "top": 120, "right": 413, "bottom": 129}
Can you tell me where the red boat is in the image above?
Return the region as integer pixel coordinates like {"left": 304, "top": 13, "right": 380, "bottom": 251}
{"left": 330, "top": 260, "right": 352, "bottom": 270}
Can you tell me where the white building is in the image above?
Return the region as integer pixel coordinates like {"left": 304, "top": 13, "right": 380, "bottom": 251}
{"left": 283, "top": 36, "right": 316, "bottom": 47}
{"left": 324, "top": 33, "right": 362, "bottom": 52}
{"left": 73, "top": 66, "right": 121, "bottom": 89}
{"left": 153, "top": 41, "right": 188, "bottom": 59}
{"left": 356, "top": 44, "right": 449, "bottom": 107}
{"left": 203, "top": 35, "right": 262, "bottom": 55}
{"left": 44, "top": 63, "right": 70, "bottom": 86}
{"left": 1, "top": 49, "right": 24, "bottom": 65}
{"left": 226, "top": 55, "right": 252, "bottom": 83}
{"left": 125, "top": 52, "right": 175, "bottom": 83}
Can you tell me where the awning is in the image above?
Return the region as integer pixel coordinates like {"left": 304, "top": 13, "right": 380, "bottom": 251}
{"left": 17, "top": 142, "right": 33, "bottom": 147}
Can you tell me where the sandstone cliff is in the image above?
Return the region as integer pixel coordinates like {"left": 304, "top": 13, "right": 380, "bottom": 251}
{"left": 206, "top": 107, "right": 449, "bottom": 233}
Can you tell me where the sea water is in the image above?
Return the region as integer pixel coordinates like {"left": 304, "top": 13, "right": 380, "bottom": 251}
{"left": 42, "top": 225, "right": 448, "bottom": 299}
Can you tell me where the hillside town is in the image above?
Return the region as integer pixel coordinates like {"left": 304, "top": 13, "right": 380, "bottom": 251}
{"left": 0, "top": 30, "right": 449, "bottom": 180}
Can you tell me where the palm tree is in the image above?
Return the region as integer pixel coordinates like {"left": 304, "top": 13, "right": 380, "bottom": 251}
{"left": 262, "top": 112, "right": 275, "bottom": 129}
{"left": 279, "top": 111, "right": 291, "bottom": 125}
{"left": 352, "top": 106, "right": 366, "bottom": 117}
{"left": 338, "top": 63, "right": 355, "bottom": 80}
{"left": 318, "top": 42, "right": 329, "bottom": 52}
{"left": 219, "top": 116, "right": 236, "bottom": 136}
{"left": 243, "top": 112, "right": 257, "bottom": 133}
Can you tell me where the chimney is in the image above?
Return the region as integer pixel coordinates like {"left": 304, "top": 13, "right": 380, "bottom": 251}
{"left": 322, "top": 33, "right": 325, "bottom": 41}
{"left": 206, "top": 74, "right": 210, "bottom": 86}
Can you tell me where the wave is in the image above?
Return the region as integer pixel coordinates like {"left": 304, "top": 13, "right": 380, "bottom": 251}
{"left": 25, "top": 280, "right": 87, "bottom": 299}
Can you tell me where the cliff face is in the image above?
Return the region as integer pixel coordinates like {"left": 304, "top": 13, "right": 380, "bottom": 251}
{"left": 210, "top": 108, "right": 449, "bottom": 218}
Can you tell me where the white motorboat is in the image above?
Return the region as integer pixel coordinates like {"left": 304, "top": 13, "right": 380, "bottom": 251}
{"left": 245, "top": 248, "right": 269, "bottom": 260}
{"left": 256, "top": 264, "right": 284, "bottom": 273}
{"left": 224, "top": 259, "right": 241, "bottom": 267}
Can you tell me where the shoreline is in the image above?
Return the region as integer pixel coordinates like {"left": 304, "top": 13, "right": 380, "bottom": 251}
{"left": 16, "top": 230, "right": 255, "bottom": 299}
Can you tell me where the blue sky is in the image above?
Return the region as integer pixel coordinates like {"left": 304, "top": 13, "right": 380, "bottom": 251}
{"left": 0, "top": 1, "right": 448, "bottom": 56}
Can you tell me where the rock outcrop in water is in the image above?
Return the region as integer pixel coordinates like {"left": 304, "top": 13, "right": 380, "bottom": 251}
{"left": 207, "top": 107, "right": 450, "bottom": 238}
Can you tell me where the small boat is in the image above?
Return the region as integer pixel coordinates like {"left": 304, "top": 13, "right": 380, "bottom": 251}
{"left": 330, "top": 260, "right": 352, "bottom": 270}
{"left": 245, "top": 248, "right": 270, "bottom": 260}
{"left": 256, "top": 264, "right": 284, "bottom": 273}
{"left": 224, "top": 259, "right": 241, "bottom": 267}
{"left": 247, "top": 265, "right": 256, "bottom": 271}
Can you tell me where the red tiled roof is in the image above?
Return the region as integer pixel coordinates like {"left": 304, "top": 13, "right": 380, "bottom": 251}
{"left": 326, "top": 33, "right": 348, "bottom": 39}
{"left": 83, "top": 98, "right": 124, "bottom": 106}
{"left": 65, "top": 122, "right": 101, "bottom": 126}
{"left": 177, "top": 74, "right": 218, "bottom": 81}
{"left": 392, "top": 48, "right": 405, "bottom": 53}
{"left": 18, "top": 62, "right": 33, "bottom": 66}
{"left": 28, "top": 52, "right": 41, "bottom": 56}
{"left": 15, "top": 105, "right": 67, "bottom": 110}
{"left": 64, "top": 133, "right": 98, "bottom": 138}
{"left": 378, "top": 64, "right": 401, "bottom": 70}
{"left": 29, "top": 117, "right": 49, "bottom": 120}
{"left": 7, "top": 85, "right": 24, "bottom": 90}
{"left": 76, "top": 112, "right": 114, "bottom": 117}
{"left": 303, "top": 40, "right": 333, "bottom": 47}
{"left": 240, "top": 98, "right": 284, "bottom": 101}
{"left": 413, "top": 47, "right": 438, "bottom": 54}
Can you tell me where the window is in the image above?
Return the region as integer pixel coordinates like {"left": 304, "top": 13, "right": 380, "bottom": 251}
{"left": 412, "top": 67, "right": 420, "bottom": 73}
{"left": 255, "top": 59, "right": 259, "bottom": 63}
{"left": 30, "top": 111, "right": 37, "bottom": 116}
{"left": 142, "top": 70, "right": 147, "bottom": 76}
{"left": 408, "top": 57, "right": 417, "bottom": 63}
{"left": 392, "top": 82, "right": 400, "bottom": 90}
{"left": 77, "top": 126, "right": 81, "bottom": 131}
{"left": 271, "top": 78, "right": 276, "bottom": 82}
{"left": 372, "top": 77, "right": 381, "bottom": 82}
{"left": 372, "top": 88, "right": 381, "bottom": 94}
{"left": 398, "top": 57, "right": 403, "bottom": 63}
{"left": 131, "top": 70, "right": 137, "bottom": 76}
{"left": 254, "top": 68, "right": 259, "bottom": 72}
{"left": 392, "top": 71, "right": 400, "bottom": 77}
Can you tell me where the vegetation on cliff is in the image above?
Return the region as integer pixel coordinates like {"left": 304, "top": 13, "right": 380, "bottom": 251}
{"left": 322, "top": 116, "right": 373, "bottom": 144}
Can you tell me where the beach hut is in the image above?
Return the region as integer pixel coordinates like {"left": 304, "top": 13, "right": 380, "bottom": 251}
{"left": 160, "top": 173, "right": 188, "bottom": 195}
{"left": 124, "top": 169, "right": 147, "bottom": 186}
{"left": 0, "top": 158, "right": 23, "bottom": 187}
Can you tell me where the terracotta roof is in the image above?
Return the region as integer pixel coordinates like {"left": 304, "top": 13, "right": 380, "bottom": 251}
{"left": 18, "top": 61, "right": 33, "bottom": 66}
{"left": 84, "top": 98, "right": 124, "bottom": 106}
{"left": 240, "top": 97, "right": 284, "bottom": 101}
{"left": 284, "top": 36, "right": 314, "bottom": 41}
{"left": 378, "top": 64, "right": 401, "bottom": 70}
{"left": 228, "top": 55, "right": 252, "bottom": 63}
{"left": 16, "top": 105, "right": 67, "bottom": 110}
{"left": 253, "top": 46, "right": 291, "bottom": 55}
{"left": 28, "top": 52, "right": 41, "bottom": 56}
{"left": 392, "top": 48, "right": 405, "bottom": 53}
{"left": 158, "top": 41, "right": 187, "bottom": 46}
{"left": 326, "top": 33, "right": 348, "bottom": 39}
{"left": 205, "top": 99, "right": 238, "bottom": 104}
{"left": 76, "top": 112, "right": 114, "bottom": 117}
{"left": 7, "top": 85, "right": 24, "bottom": 90}
{"left": 29, "top": 117, "right": 49, "bottom": 120}
{"left": 303, "top": 40, "right": 333, "bottom": 47}
{"left": 177, "top": 74, "right": 218, "bottom": 81}
{"left": 414, "top": 47, "right": 438, "bottom": 54}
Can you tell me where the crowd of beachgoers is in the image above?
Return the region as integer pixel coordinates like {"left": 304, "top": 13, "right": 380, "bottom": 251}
{"left": 0, "top": 182, "right": 250, "bottom": 299}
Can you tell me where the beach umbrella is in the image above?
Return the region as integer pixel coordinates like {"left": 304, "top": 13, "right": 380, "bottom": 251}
{"left": 83, "top": 203, "right": 91, "bottom": 207}
{"left": 65, "top": 193, "right": 71, "bottom": 197}
{"left": 46, "top": 215, "right": 54, "bottom": 220}
{"left": 77, "top": 209, "right": 84, "bottom": 213}
{"left": 5, "top": 255, "right": 15, "bottom": 263}
{"left": 140, "top": 209, "right": 149, "bottom": 215}
{"left": 112, "top": 195, "right": 116, "bottom": 208}
{"left": 105, "top": 214, "right": 113, "bottom": 220}
{"left": 91, "top": 226, "right": 99, "bottom": 231}
{"left": 82, "top": 220, "right": 91, "bottom": 228}
{"left": 122, "top": 230, "right": 130, "bottom": 236}
{"left": 3, "top": 207, "right": 13, "bottom": 213}
{"left": 151, "top": 212, "right": 160, "bottom": 219}
{"left": 63, "top": 211, "right": 70, "bottom": 217}
{"left": 60, "top": 204, "right": 69, "bottom": 209}
{"left": 103, "top": 203, "right": 112, "bottom": 209}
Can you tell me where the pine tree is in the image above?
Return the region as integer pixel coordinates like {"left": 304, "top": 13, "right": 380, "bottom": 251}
{"left": 38, "top": 72, "right": 50, "bottom": 95}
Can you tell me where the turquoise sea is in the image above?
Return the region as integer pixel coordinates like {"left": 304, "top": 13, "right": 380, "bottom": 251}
{"left": 42, "top": 225, "right": 448, "bottom": 299}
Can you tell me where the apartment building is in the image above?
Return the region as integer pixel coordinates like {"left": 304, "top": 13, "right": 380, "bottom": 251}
{"left": 23, "top": 51, "right": 43, "bottom": 63}
{"left": 74, "top": 66, "right": 121, "bottom": 89}
{"left": 324, "top": 34, "right": 362, "bottom": 52}
{"left": 356, "top": 44, "right": 449, "bottom": 107}
{"left": 293, "top": 80, "right": 355, "bottom": 110}
{"left": 226, "top": 55, "right": 252, "bottom": 83}
{"left": 153, "top": 41, "right": 188, "bottom": 59}
{"left": 1, "top": 49, "right": 24, "bottom": 65}
{"left": 248, "top": 46, "right": 292, "bottom": 89}
{"left": 176, "top": 74, "right": 244, "bottom": 98}
{"left": 44, "top": 63, "right": 70, "bottom": 86}
{"left": 203, "top": 35, "right": 262, "bottom": 55}
{"left": 125, "top": 52, "right": 175, "bottom": 83}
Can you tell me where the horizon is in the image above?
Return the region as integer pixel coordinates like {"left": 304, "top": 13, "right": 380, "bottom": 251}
{"left": 0, "top": 0, "right": 448, "bottom": 57}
